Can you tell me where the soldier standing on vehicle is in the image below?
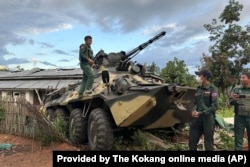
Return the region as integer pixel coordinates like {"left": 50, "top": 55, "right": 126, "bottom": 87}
{"left": 78, "top": 35, "right": 96, "bottom": 96}
{"left": 229, "top": 71, "right": 250, "bottom": 151}
{"left": 189, "top": 69, "right": 219, "bottom": 151}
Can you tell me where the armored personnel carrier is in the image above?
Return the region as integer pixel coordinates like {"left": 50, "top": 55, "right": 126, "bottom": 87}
{"left": 42, "top": 31, "right": 196, "bottom": 150}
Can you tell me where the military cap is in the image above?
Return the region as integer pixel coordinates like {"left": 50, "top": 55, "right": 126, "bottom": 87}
{"left": 195, "top": 69, "right": 213, "bottom": 79}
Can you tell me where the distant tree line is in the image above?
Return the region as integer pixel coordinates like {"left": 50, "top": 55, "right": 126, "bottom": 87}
{"left": 146, "top": 58, "right": 197, "bottom": 87}
{"left": 0, "top": 65, "right": 24, "bottom": 72}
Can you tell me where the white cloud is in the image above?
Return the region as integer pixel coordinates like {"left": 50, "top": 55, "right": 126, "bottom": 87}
{"left": 1, "top": 0, "right": 250, "bottom": 70}
{"left": 190, "top": 35, "right": 210, "bottom": 41}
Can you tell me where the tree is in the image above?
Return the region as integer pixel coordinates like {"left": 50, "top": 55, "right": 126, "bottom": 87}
{"left": 203, "top": 0, "right": 250, "bottom": 103}
{"left": 160, "top": 57, "right": 197, "bottom": 86}
{"left": 0, "top": 65, "right": 9, "bottom": 71}
{"left": 146, "top": 62, "right": 161, "bottom": 75}
{"left": 16, "top": 65, "right": 24, "bottom": 71}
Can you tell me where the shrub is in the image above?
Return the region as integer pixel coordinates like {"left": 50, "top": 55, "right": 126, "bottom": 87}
{"left": 216, "top": 129, "right": 234, "bottom": 150}
{"left": 54, "top": 115, "right": 68, "bottom": 136}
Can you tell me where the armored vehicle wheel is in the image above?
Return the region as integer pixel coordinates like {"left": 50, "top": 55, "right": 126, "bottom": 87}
{"left": 46, "top": 108, "right": 55, "bottom": 121}
{"left": 68, "top": 108, "right": 87, "bottom": 145}
{"left": 55, "top": 108, "right": 68, "bottom": 121}
{"left": 88, "top": 108, "right": 114, "bottom": 150}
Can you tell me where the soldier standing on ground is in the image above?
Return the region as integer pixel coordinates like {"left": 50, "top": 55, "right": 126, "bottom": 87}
{"left": 78, "top": 35, "right": 96, "bottom": 96}
{"left": 229, "top": 71, "right": 250, "bottom": 151}
{"left": 189, "top": 69, "right": 219, "bottom": 151}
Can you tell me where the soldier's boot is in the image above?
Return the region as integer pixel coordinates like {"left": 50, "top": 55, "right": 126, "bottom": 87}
{"left": 75, "top": 92, "right": 83, "bottom": 98}
{"left": 83, "top": 89, "right": 93, "bottom": 96}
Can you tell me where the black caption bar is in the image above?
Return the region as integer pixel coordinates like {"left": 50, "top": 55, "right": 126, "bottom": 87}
{"left": 53, "top": 151, "right": 250, "bottom": 167}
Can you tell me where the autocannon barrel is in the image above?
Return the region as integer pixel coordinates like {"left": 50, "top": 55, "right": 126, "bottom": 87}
{"left": 121, "top": 31, "right": 166, "bottom": 61}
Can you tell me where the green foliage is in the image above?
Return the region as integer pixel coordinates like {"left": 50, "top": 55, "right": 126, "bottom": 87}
{"left": 217, "top": 129, "right": 234, "bottom": 150}
{"left": 131, "top": 129, "right": 154, "bottom": 150}
{"left": 15, "top": 65, "right": 24, "bottom": 72}
{"left": 54, "top": 115, "right": 68, "bottom": 136}
{"left": 216, "top": 107, "right": 234, "bottom": 118}
{"left": 203, "top": 0, "right": 250, "bottom": 100}
{"left": 217, "top": 95, "right": 231, "bottom": 110}
{"left": 112, "top": 129, "right": 157, "bottom": 150}
{"left": 166, "top": 143, "right": 189, "bottom": 151}
{"left": 160, "top": 57, "right": 197, "bottom": 86}
{"left": 113, "top": 129, "right": 190, "bottom": 151}
{"left": 38, "top": 135, "right": 53, "bottom": 147}
{"left": 112, "top": 136, "right": 125, "bottom": 150}
{"left": 36, "top": 115, "right": 67, "bottom": 146}
{"left": 219, "top": 0, "right": 243, "bottom": 24}
{"left": 147, "top": 62, "right": 161, "bottom": 75}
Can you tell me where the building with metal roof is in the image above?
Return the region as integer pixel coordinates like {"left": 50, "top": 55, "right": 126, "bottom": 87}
{"left": 0, "top": 68, "right": 83, "bottom": 105}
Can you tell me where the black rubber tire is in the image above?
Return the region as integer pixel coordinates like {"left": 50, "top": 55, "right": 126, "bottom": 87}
{"left": 55, "top": 108, "right": 69, "bottom": 121}
{"left": 68, "top": 108, "right": 88, "bottom": 145}
{"left": 88, "top": 108, "right": 114, "bottom": 150}
{"left": 46, "top": 108, "right": 55, "bottom": 122}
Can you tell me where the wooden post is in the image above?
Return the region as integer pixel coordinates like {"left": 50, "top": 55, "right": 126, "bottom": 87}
{"left": 35, "top": 89, "right": 43, "bottom": 105}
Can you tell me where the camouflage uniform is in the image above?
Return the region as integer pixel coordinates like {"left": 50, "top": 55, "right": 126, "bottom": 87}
{"left": 229, "top": 85, "right": 250, "bottom": 151}
{"left": 189, "top": 83, "right": 219, "bottom": 151}
{"left": 79, "top": 43, "right": 94, "bottom": 94}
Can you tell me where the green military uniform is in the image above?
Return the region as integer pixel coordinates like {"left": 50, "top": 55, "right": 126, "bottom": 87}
{"left": 189, "top": 83, "right": 219, "bottom": 151}
{"left": 79, "top": 43, "right": 94, "bottom": 94}
{"left": 229, "top": 85, "right": 250, "bottom": 151}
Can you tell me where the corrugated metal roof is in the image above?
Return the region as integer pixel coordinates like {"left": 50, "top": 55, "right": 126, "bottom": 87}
{"left": 0, "top": 68, "right": 83, "bottom": 90}
{"left": 0, "top": 71, "right": 12, "bottom": 77}
{"left": 0, "top": 68, "right": 82, "bottom": 79}
{"left": 0, "top": 80, "right": 81, "bottom": 90}
{"left": 30, "top": 68, "right": 82, "bottom": 76}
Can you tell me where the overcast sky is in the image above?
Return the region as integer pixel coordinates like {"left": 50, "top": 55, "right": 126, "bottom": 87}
{"left": 0, "top": 0, "right": 250, "bottom": 74}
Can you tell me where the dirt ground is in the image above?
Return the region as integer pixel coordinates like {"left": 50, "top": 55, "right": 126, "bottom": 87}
{"left": 0, "top": 132, "right": 248, "bottom": 167}
{"left": 0, "top": 133, "right": 79, "bottom": 167}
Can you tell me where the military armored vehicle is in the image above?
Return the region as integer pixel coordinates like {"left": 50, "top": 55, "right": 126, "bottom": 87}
{"left": 42, "top": 31, "right": 196, "bottom": 150}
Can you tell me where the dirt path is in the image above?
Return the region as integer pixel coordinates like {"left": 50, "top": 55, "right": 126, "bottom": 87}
{"left": 0, "top": 133, "right": 78, "bottom": 167}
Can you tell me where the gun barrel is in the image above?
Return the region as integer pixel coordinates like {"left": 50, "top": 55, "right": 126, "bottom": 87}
{"left": 123, "top": 31, "right": 166, "bottom": 60}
